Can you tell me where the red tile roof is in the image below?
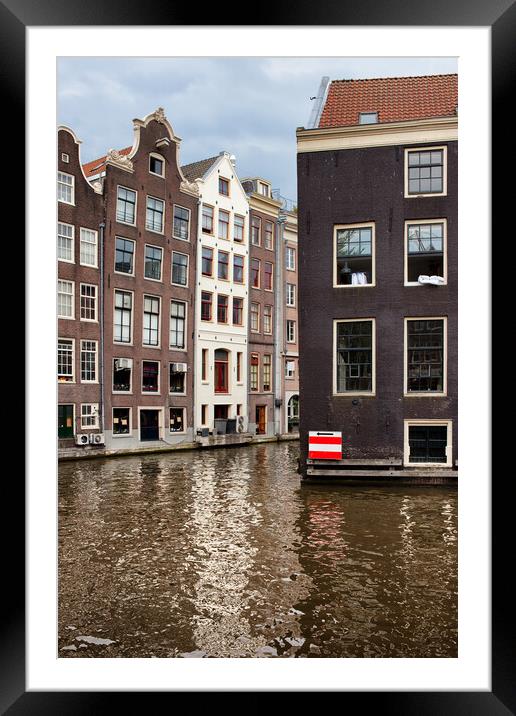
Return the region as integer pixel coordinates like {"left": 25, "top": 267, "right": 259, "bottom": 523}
{"left": 318, "top": 74, "right": 458, "bottom": 129}
{"left": 82, "top": 146, "right": 132, "bottom": 177}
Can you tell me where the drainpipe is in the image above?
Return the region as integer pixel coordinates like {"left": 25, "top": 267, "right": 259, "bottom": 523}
{"left": 192, "top": 196, "right": 201, "bottom": 439}
{"left": 99, "top": 219, "right": 106, "bottom": 435}
{"left": 274, "top": 213, "right": 287, "bottom": 437}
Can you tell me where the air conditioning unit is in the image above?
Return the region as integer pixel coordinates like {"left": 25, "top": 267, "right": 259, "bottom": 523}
{"left": 89, "top": 433, "right": 105, "bottom": 445}
{"left": 171, "top": 362, "right": 188, "bottom": 373}
{"left": 75, "top": 434, "right": 89, "bottom": 446}
{"left": 237, "top": 416, "right": 245, "bottom": 433}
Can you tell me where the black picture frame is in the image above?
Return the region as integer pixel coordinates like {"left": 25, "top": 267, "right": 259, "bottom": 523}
{"left": 5, "top": 0, "right": 508, "bottom": 709}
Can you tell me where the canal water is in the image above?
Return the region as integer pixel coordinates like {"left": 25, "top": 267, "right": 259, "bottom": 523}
{"left": 59, "top": 442, "right": 457, "bottom": 658}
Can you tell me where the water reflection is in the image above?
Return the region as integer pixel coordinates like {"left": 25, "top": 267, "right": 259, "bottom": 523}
{"left": 58, "top": 443, "right": 457, "bottom": 658}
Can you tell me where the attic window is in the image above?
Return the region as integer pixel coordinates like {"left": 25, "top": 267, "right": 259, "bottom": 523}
{"left": 359, "top": 112, "right": 378, "bottom": 125}
{"left": 61, "top": 153, "right": 70, "bottom": 163}
{"left": 149, "top": 154, "right": 164, "bottom": 177}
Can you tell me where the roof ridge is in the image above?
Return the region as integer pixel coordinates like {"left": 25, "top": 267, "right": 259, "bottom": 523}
{"left": 330, "top": 73, "right": 457, "bottom": 84}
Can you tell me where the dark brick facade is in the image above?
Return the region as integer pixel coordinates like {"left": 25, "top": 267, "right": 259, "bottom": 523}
{"left": 297, "top": 140, "right": 458, "bottom": 471}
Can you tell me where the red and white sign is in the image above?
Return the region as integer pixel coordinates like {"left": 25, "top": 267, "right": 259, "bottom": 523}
{"left": 308, "top": 431, "right": 342, "bottom": 460}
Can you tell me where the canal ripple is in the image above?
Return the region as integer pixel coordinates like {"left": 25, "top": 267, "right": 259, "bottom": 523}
{"left": 58, "top": 442, "right": 457, "bottom": 658}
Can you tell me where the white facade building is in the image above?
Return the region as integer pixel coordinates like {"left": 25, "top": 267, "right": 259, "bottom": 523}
{"left": 182, "top": 152, "right": 250, "bottom": 435}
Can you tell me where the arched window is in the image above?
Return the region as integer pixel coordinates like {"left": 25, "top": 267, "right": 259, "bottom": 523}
{"left": 214, "top": 349, "right": 229, "bottom": 393}
{"left": 287, "top": 395, "right": 299, "bottom": 432}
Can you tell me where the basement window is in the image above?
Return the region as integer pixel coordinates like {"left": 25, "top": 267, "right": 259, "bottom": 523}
{"left": 405, "top": 421, "right": 452, "bottom": 466}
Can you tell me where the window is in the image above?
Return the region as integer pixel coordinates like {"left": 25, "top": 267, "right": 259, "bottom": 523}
{"left": 236, "top": 404, "right": 242, "bottom": 416}
{"left": 201, "top": 405, "right": 208, "bottom": 426}
{"left": 146, "top": 196, "right": 164, "bottom": 233}
{"left": 236, "top": 352, "right": 242, "bottom": 382}
{"left": 405, "top": 318, "right": 446, "bottom": 394}
{"left": 61, "top": 153, "right": 69, "bottom": 163}
{"left": 58, "top": 280, "right": 74, "bottom": 318}
{"left": 115, "top": 237, "right": 135, "bottom": 274}
{"left": 116, "top": 186, "right": 136, "bottom": 225}
{"left": 251, "top": 258, "right": 260, "bottom": 288}
{"left": 251, "top": 216, "right": 261, "bottom": 246}
{"left": 202, "top": 247, "right": 213, "bottom": 277}
{"left": 335, "top": 224, "right": 374, "bottom": 286}
{"left": 250, "top": 302, "right": 260, "bottom": 332}
{"left": 250, "top": 354, "right": 259, "bottom": 391}
{"left": 285, "top": 360, "right": 295, "bottom": 378}
{"left": 173, "top": 205, "right": 190, "bottom": 240}
{"left": 233, "top": 297, "right": 243, "bottom": 325}
{"left": 202, "top": 205, "right": 214, "bottom": 234}
{"left": 405, "top": 221, "right": 446, "bottom": 285}
{"left": 113, "top": 358, "right": 132, "bottom": 392}
{"left": 219, "top": 177, "right": 229, "bottom": 196}
{"left": 144, "top": 245, "right": 163, "bottom": 281}
{"left": 264, "top": 262, "right": 273, "bottom": 290}
{"left": 80, "top": 228, "right": 98, "bottom": 267}
{"left": 201, "top": 349, "right": 208, "bottom": 381}
{"left": 143, "top": 295, "right": 160, "bottom": 346}
{"left": 263, "top": 305, "right": 272, "bottom": 335}
{"left": 233, "top": 255, "right": 244, "bottom": 283}
{"left": 201, "top": 292, "right": 212, "bottom": 321}
{"left": 335, "top": 319, "right": 375, "bottom": 394}
{"left": 218, "top": 209, "right": 230, "bottom": 240}
{"left": 169, "top": 364, "right": 186, "bottom": 394}
{"left": 405, "top": 420, "right": 452, "bottom": 466}
{"left": 258, "top": 182, "right": 269, "bottom": 197}
{"left": 57, "top": 172, "right": 74, "bottom": 204}
{"left": 81, "top": 404, "right": 98, "bottom": 429}
{"left": 114, "top": 290, "right": 132, "bottom": 343}
{"left": 285, "top": 246, "right": 296, "bottom": 271}
{"left": 234, "top": 215, "right": 244, "bottom": 242}
{"left": 214, "top": 349, "right": 229, "bottom": 393}
{"left": 170, "top": 301, "right": 186, "bottom": 349}
{"left": 263, "top": 354, "right": 271, "bottom": 392}
{"left": 149, "top": 154, "right": 164, "bottom": 177}
{"left": 80, "top": 284, "right": 97, "bottom": 321}
{"left": 80, "top": 340, "right": 97, "bottom": 382}
{"left": 172, "top": 252, "right": 188, "bottom": 286}
{"left": 264, "top": 221, "right": 274, "bottom": 250}
{"left": 142, "top": 361, "right": 159, "bottom": 393}
{"left": 218, "top": 251, "right": 229, "bottom": 280}
{"left": 217, "top": 295, "right": 229, "bottom": 323}
{"left": 405, "top": 147, "right": 446, "bottom": 196}
{"left": 113, "top": 407, "right": 131, "bottom": 435}
{"left": 57, "top": 222, "right": 74, "bottom": 262}
{"left": 286, "top": 283, "right": 296, "bottom": 306}
{"left": 359, "top": 112, "right": 378, "bottom": 124}
{"left": 170, "top": 408, "right": 185, "bottom": 433}
{"left": 286, "top": 320, "right": 296, "bottom": 343}
{"left": 58, "top": 339, "right": 74, "bottom": 382}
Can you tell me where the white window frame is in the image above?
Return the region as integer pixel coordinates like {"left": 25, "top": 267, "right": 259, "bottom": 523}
{"left": 171, "top": 251, "right": 189, "bottom": 287}
{"left": 116, "top": 185, "right": 137, "bottom": 227}
{"left": 141, "top": 360, "right": 161, "bottom": 395}
{"left": 144, "top": 243, "right": 164, "bottom": 282}
{"left": 142, "top": 294, "right": 161, "bottom": 349}
{"left": 286, "top": 246, "right": 296, "bottom": 271}
{"left": 149, "top": 152, "right": 165, "bottom": 178}
{"left": 80, "top": 339, "right": 98, "bottom": 384}
{"left": 172, "top": 204, "right": 191, "bottom": 241}
{"left": 333, "top": 222, "right": 376, "bottom": 288}
{"left": 57, "top": 222, "right": 74, "bottom": 263}
{"left": 79, "top": 283, "right": 98, "bottom": 322}
{"left": 404, "top": 219, "right": 448, "bottom": 286}
{"left": 169, "top": 363, "right": 187, "bottom": 396}
{"left": 333, "top": 318, "right": 376, "bottom": 397}
{"left": 404, "top": 145, "right": 448, "bottom": 199}
{"left": 145, "top": 195, "right": 165, "bottom": 234}
{"left": 114, "top": 236, "right": 136, "bottom": 276}
{"left": 263, "top": 305, "right": 273, "bottom": 335}
{"left": 113, "top": 289, "right": 134, "bottom": 346}
{"left": 403, "top": 419, "right": 453, "bottom": 468}
{"left": 112, "top": 407, "right": 132, "bottom": 438}
{"left": 169, "top": 406, "right": 187, "bottom": 435}
{"left": 61, "top": 153, "right": 70, "bottom": 163}
{"left": 79, "top": 227, "right": 98, "bottom": 268}
{"left": 57, "top": 171, "right": 74, "bottom": 205}
{"left": 404, "top": 317, "right": 447, "bottom": 397}
{"left": 285, "top": 360, "right": 295, "bottom": 379}
{"left": 58, "top": 338, "right": 75, "bottom": 383}
{"left": 81, "top": 403, "right": 99, "bottom": 429}
{"left": 286, "top": 283, "right": 296, "bottom": 307}
{"left": 264, "top": 261, "right": 274, "bottom": 292}
{"left": 250, "top": 302, "right": 260, "bottom": 333}
{"left": 112, "top": 357, "right": 133, "bottom": 395}
{"left": 170, "top": 299, "right": 187, "bottom": 351}
{"left": 58, "top": 279, "right": 74, "bottom": 319}
{"left": 286, "top": 320, "right": 296, "bottom": 343}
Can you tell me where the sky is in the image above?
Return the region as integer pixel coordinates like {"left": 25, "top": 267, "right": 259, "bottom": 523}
{"left": 58, "top": 57, "right": 457, "bottom": 202}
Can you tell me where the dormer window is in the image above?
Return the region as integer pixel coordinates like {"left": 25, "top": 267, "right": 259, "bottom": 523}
{"left": 149, "top": 154, "right": 164, "bottom": 177}
{"left": 359, "top": 112, "right": 378, "bottom": 125}
{"left": 258, "top": 181, "right": 269, "bottom": 197}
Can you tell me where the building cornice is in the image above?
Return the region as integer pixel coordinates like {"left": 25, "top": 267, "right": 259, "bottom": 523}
{"left": 296, "top": 116, "right": 458, "bottom": 154}
{"left": 248, "top": 192, "right": 283, "bottom": 218}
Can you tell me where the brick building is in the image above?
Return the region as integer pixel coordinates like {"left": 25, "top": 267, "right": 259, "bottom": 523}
{"left": 296, "top": 74, "right": 458, "bottom": 480}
